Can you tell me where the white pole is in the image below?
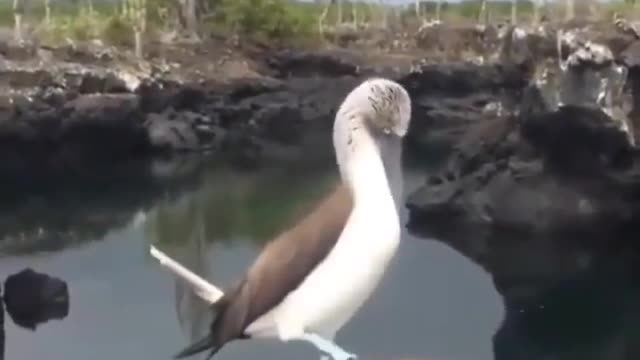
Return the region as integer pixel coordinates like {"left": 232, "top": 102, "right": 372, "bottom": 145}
{"left": 150, "top": 245, "right": 224, "bottom": 304}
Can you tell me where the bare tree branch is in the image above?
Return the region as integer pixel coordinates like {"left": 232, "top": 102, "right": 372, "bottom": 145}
{"left": 565, "top": 0, "right": 575, "bottom": 21}
{"left": 44, "top": 0, "right": 51, "bottom": 25}
{"left": 13, "top": 0, "right": 23, "bottom": 42}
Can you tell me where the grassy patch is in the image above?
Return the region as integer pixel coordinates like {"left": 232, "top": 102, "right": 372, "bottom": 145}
{"left": 3, "top": 0, "right": 640, "bottom": 49}
{"left": 219, "top": 0, "right": 315, "bottom": 41}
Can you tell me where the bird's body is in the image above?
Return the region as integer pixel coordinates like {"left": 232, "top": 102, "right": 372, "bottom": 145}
{"left": 175, "top": 78, "right": 412, "bottom": 360}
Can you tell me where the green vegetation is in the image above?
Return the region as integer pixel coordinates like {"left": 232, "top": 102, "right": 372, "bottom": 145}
{"left": 425, "top": 0, "right": 536, "bottom": 22}
{"left": 214, "top": 0, "right": 317, "bottom": 43}
{"left": 0, "top": 0, "right": 333, "bottom": 47}
{"left": 3, "top": 0, "right": 640, "bottom": 53}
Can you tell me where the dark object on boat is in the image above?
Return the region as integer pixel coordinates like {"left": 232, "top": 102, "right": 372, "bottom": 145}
{"left": 3, "top": 268, "right": 70, "bottom": 330}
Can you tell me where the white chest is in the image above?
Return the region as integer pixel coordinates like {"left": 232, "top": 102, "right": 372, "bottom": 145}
{"left": 265, "top": 205, "right": 401, "bottom": 337}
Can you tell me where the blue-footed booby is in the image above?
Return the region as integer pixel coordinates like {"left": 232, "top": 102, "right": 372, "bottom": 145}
{"left": 172, "top": 77, "right": 412, "bottom": 360}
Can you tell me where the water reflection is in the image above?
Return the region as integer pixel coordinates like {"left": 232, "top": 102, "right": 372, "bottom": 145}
{"left": 143, "top": 161, "right": 339, "bottom": 346}
{"left": 144, "top": 163, "right": 338, "bottom": 249}
{"left": 3, "top": 148, "right": 636, "bottom": 360}
{"left": 143, "top": 164, "right": 501, "bottom": 360}
{"left": 494, "top": 254, "right": 640, "bottom": 360}
{"left": 1, "top": 157, "right": 501, "bottom": 360}
{"left": 408, "top": 215, "right": 640, "bottom": 360}
{"left": 0, "top": 155, "right": 206, "bottom": 256}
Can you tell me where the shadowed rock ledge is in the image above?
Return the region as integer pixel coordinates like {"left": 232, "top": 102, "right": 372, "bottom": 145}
{"left": 3, "top": 21, "right": 637, "bottom": 179}
{"left": 0, "top": 40, "right": 531, "bottom": 178}
{"left": 4, "top": 22, "right": 640, "bottom": 235}
{"left": 406, "top": 24, "right": 640, "bottom": 235}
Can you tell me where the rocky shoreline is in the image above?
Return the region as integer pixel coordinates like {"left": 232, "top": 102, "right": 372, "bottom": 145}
{"left": 0, "top": 21, "right": 546, "bottom": 176}
{"left": 406, "top": 21, "right": 640, "bottom": 237}
{"left": 0, "top": 43, "right": 531, "bottom": 177}
{"left": 2, "top": 20, "right": 640, "bottom": 235}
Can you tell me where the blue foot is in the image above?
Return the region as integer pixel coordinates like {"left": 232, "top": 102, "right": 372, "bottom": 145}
{"left": 297, "top": 333, "right": 357, "bottom": 360}
{"left": 330, "top": 351, "right": 357, "bottom": 360}
{"left": 319, "top": 350, "right": 357, "bottom": 360}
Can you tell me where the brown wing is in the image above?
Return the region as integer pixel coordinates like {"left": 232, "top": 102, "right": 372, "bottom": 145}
{"left": 208, "top": 183, "right": 353, "bottom": 349}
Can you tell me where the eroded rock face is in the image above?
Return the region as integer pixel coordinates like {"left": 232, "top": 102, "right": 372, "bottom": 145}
{"left": 399, "top": 61, "right": 529, "bottom": 152}
{"left": 2, "top": 268, "right": 69, "bottom": 330}
{"left": 406, "top": 95, "right": 639, "bottom": 235}
{"left": 2, "top": 25, "right": 640, "bottom": 237}
{"left": 406, "top": 22, "right": 640, "bottom": 235}
{"left": 0, "top": 48, "right": 381, "bottom": 174}
{"left": 265, "top": 49, "right": 360, "bottom": 78}
{"left": 0, "top": 92, "right": 151, "bottom": 178}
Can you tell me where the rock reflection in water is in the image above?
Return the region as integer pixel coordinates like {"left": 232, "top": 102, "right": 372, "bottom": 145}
{"left": 407, "top": 217, "right": 640, "bottom": 360}
{"left": 0, "top": 268, "right": 70, "bottom": 360}
{"left": 0, "top": 155, "right": 206, "bottom": 256}
{"left": 494, "top": 254, "right": 640, "bottom": 360}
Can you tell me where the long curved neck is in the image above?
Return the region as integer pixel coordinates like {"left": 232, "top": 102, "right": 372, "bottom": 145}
{"left": 334, "top": 120, "right": 401, "bottom": 213}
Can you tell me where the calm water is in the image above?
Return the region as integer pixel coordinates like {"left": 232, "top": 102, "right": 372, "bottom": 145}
{"left": 0, "top": 157, "right": 505, "bottom": 360}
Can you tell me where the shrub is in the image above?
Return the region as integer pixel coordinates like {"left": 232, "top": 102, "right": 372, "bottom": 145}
{"left": 35, "top": 9, "right": 102, "bottom": 45}
{"left": 101, "top": 15, "right": 134, "bottom": 46}
{"left": 218, "top": 0, "right": 317, "bottom": 42}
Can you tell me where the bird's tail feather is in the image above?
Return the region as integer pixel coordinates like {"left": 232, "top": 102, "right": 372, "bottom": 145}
{"left": 174, "top": 295, "right": 230, "bottom": 359}
{"left": 174, "top": 334, "right": 220, "bottom": 359}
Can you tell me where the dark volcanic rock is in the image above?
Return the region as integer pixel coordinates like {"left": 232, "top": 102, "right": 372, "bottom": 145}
{"left": 0, "top": 50, "right": 376, "bottom": 172}
{"left": 0, "top": 37, "right": 540, "bottom": 174}
{"left": 147, "top": 111, "right": 202, "bottom": 151}
{"left": 620, "top": 40, "right": 640, "bottom": 142}
{"left": 521, "top": 105, "right": 634, "bottom": 173}
{"left": 252, "top": 104, "right": 303, "bottom": 144}
{"left": 1, "top": 25, "right": 640, "bottom": 184}
{"left": 406, "top": 100, "right": 640, "bottom": 235}
{"left": 265, "top": 49, "right": 360, "bottom": 78}
{"left": 0, "top": 93, "right": 151, "bottom": 178}
{"left": 399, "top": 62, "right": 529, "bottom": 151}
{"left": 406, "top": 23, "right": 640, "bottom": 236}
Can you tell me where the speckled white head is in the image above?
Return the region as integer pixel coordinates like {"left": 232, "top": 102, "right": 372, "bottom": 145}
{"left": 335, "top": 77, "right": 412, "bottom": 140}
{"left": 332, "top": 77, "right": 412, "bottom": 205}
